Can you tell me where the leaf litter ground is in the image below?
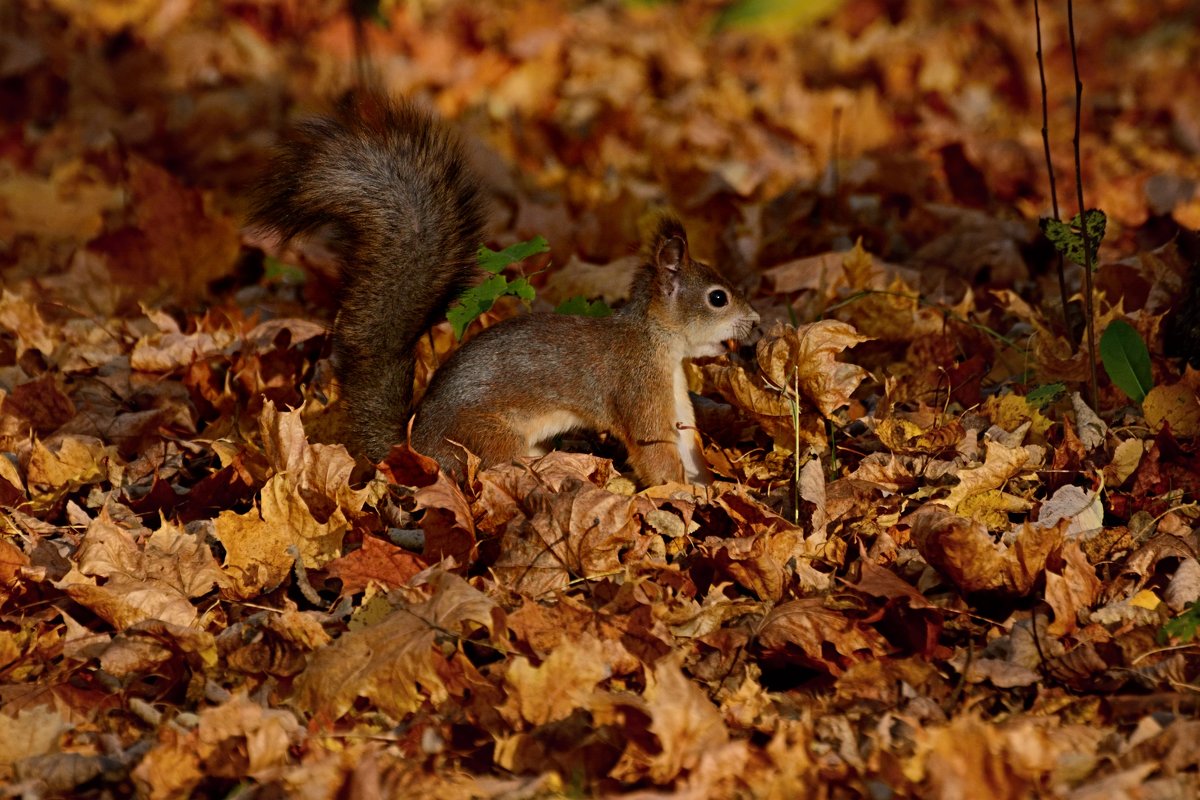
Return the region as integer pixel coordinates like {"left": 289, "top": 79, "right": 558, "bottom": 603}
{"left": 1, "top": 1, "right": 1199, "bottom": 797}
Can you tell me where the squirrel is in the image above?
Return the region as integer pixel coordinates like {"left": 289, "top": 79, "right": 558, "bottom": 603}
{"left": 251, "top": 93, "right": 759, "bottom": 485}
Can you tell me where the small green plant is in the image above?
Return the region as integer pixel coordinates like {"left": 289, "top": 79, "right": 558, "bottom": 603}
{"left": 447, "top": 238, "right": 547, "bottom": 339}
{"left": 713, "top": 0, "right": 844, "bottom": 32}
{"left": 1025, "top": 382, "right": 1066, "bottom": 409}
{"left": 1159, "top": 602, "right": 1200, "bottom": 644}
{"left": 1099, "top": 320, "right": 1153, "bottom": 403}
{"left": 554, "top": 296, "right": 612, "bottom": 318}
{"left": 1039, "top": 209, "right": 1106, "bottom": 268}
{"left": 264, "top": 256, "right": 307, "bottom": 286}
{"left": 448, "top": 236, "right": 614, "bottom": 338}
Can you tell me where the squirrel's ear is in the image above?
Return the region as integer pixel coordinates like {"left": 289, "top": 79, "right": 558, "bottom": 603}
{"left": 652, "top": 217, "right": 689, "bottom": 273}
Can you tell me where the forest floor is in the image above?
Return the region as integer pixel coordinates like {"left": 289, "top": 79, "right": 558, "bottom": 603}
{"left": 1, "top": 0, "right": 1200, "bottom": 797}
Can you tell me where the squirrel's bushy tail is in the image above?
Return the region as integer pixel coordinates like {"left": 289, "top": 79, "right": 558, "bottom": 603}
{"left": 251, "top": 93, "right": 485, "bottom": 460}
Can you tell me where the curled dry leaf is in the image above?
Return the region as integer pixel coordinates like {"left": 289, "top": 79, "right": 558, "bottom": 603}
{"left": 909, "top": 505, "right": 1068, "bottom": 596}
{"left": 1163, "top": 557, "right": 1200, "bottom": 613}
{"left": 758, "top": 320, "right": 872, "bottom": 418}
{"left": 1044, "top": 540, "right": 1103, "bottom": 637}
{"left": 1104, "top": 438, "right": 1145, "bottom": 487}
{"left": 756, "top": 597, "right": 889, "bottom": 675}
{"left": 130, "top": 305, "right": 235, "bottom": 373}
{"left": 1071, "top": 392, "right": 1107, "bottom": 451}
{"left": 937, "top": 439, "right": 1034, "bottom": 513}
{"left": 492, "top": 480, "right": 643, "bottom": 594}
{"left": 25, "top": 436, "right": 114, "bottom": 505}
{"left": 692, "top": 321, "right": 869, "bottom": 451}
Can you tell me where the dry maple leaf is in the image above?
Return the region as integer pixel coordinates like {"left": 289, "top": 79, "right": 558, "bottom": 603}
{"left": 293, "top": 570, "right": 503, "bottom": 720}
{"left": 500, "top": 633, "right": 612, "bottom": 727}
{"left": 324, "top": 535, "right": 427, "bottom": 595}
{"left": 132, "top": 693, "right": 301, "bottom": 800}
{"left": 59, "top": 510, "right": 224, "bottom": 630}
{"left": 909, "top": 713, "right": 1106, "bottom": 799}
{"left": 936, "top": 438, "right": 1034, "bottom": 513}
{"left": 756, "top": 597, "right": 889, "bottom": 675}
{"left": 490, "top": 477, "right": 644, "bottom": 594}
{"left": 213, "top": 474, "right": 350, "bottom": 599}
{"left": 605, "top": 654, "right": 734, "bottom": 785}
{"left": 758, "top": 320, "right": 872, "bottom": 418}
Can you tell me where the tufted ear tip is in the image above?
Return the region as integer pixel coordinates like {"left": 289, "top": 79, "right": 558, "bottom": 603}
{"left": 651, "top": 215, "right": 689, "bottom": 272}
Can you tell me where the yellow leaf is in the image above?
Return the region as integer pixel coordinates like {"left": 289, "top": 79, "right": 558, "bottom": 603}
{"left": 1143, "top": 382, "right": 1200, "bottom": 437}
{"left": 1129, "top": 589, "right": 1161, "bottom": 610}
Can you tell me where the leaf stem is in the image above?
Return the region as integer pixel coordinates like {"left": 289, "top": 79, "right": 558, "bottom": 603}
{"left": 1034, "top": 0, "right": 1073, "bottom": 348}
{"left": 1068, "top": 0, "right": 1100, "bottom": 411}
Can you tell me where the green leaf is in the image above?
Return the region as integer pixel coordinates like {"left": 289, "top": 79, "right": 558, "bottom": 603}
{"left": 448, "top": 237, "right": 550, "bottom": 339}
{"left": 508, "top": 277, "right": 536, "bottom": 303}
{"left": 713, "top": 0, "right": 844, "bottom": 31}
{"left": 448, "top": 275, "right": 506, "bottom": 339}
{"left": 1160, "top": 603, "right": 1200, "bottom": 644}
{"left": 1099, "top": 320, "right": 1153, "bottom": 403}
{"left": 1025, "top": 382, "right": 1066, "bottom": 409}
{"left": 263, "top": 256, "right": 307, "bottom": 286}
{"left": 555, "top": 296, "right": 613, "bottom": 318}
{"left": 477, "top": 236, "right": 549, "bottom": 274}
{"left": 1039, "top": 210, "right": 1107, "bottom": 267}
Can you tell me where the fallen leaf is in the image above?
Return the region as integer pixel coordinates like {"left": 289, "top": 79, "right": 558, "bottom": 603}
{"left": 294, "top": 570, "right": 502, "bottom": 720}
{"left": 909, "top": 505, "right": 1067, "bottom": 595}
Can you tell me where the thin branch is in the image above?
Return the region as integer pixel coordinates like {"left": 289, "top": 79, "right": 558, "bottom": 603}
{"left": 1068, "top": 0, "right": 1099, "bottom": 411}
{"left": 1034, "top": 0, "right": 1073, "bottom": 347}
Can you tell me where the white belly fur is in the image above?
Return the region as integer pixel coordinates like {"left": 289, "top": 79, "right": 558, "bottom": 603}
{"left": 673, "top": 363, "right": 708, "bottom": 483}
{"left": 520, "top": 409, "right": 585, "bottom": 456}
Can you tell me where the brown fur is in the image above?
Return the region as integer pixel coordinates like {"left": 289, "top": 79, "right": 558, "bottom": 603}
{"left": 252, "top": 93, "right": 757, "bottom": 484}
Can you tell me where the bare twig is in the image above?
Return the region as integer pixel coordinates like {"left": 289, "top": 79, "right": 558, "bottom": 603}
{"left": 1068, "top": 0, "right": 1100, "bottom": 410}
{"left": 1034, "top": 0, "right": 1073, "bottom": 347}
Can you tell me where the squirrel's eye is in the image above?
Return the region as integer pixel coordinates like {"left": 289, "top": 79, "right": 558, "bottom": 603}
{"left": 708, "top": 289, "right": 728, "bottom": 308}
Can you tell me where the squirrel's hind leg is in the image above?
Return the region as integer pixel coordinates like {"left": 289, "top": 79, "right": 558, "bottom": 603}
{"left": 416, "top": 412, "right": 526, "bottom": 477}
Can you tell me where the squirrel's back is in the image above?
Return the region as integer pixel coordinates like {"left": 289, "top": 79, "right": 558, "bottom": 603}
{"left": 250, "top": 94, "right": 485, "bottom": 460}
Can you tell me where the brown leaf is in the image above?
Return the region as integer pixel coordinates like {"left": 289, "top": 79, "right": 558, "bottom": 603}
{"left": 1044, "top": 541, "right": 1102, "bottom": 636}
{"left": 617, "top": 654, "right": 732, "bottom": 785}
{"left": 130, "top": 307, "right": 233, "bottom": 373}
{"left": 911, "top": 714, "right": 1104, "bottom": 799}
{"left": 909, "top": 505, "right": 1066, "bottom": 596}
{"left": 324, "top": 535, "right": 427, "bottom": 595}
{"left": 213, "top": 474, "right": 349, "bottom": 599}
{"left": 25, "top": 435, "right": 114, "bottom": 504}
{"left": 415, "top": 471, "right": 477, "bottom": 565}
{"left": 501, "top": 633, "right": 612, "bottom": 726}
{"left": 132, "top": 693, "right": 300, "bottom": 800}
{"left": 92, "top": 155, "right": 240, "bottom": 301}
{"left": 293, "top": 570, "right": 502, "bottom": 720}
{"left": 491, "top": 477, "right": 642, "bottom": 594}
{"left": 756, "top": 598, "right": 889, "bottom": 675}
{"left": 937, "top": 439, "right": 1033, "bottom": 513}
{"left": 758, "top": 320, "right": 872, "bottom": 418}
{"left": 853, "top": 558, "right": 935, "bottom": 609}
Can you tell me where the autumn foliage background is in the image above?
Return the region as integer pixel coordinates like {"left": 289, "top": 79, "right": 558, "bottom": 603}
{"left": 2, "top": 0, "right": 1200, "bottom": 797}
